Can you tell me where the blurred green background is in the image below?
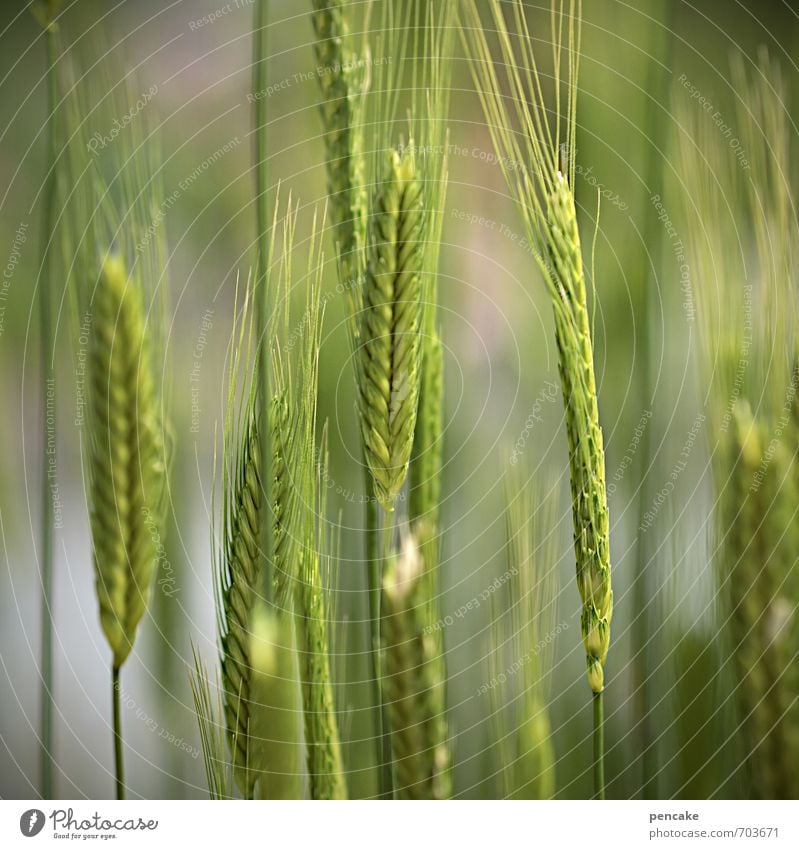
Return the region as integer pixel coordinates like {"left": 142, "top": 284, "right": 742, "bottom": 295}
{"left": 1, "top": 0, "right": 797, "bottom": 799}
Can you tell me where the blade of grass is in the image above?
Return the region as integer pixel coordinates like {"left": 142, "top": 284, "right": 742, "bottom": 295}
{"left": 32, "top": 0, "right": 62, "bottom": 800}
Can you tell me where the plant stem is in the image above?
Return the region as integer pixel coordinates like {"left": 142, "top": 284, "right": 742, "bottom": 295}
{"left": 112, "top": 665, "right": 125, "bottom": 800}
{"left": 252, "top": 0, "right": 272, "bottom": 594}
{"left": 39, "top": 18, "right": 59, "bottom": 801}
{"left": 635, "top": 5, "right": 674, "bottom": 799}
{"left": 365, "top": 475, "right": 394, "bottom": 798}
{"left": 593, "top": 691, "right": 605, "bottom": 800}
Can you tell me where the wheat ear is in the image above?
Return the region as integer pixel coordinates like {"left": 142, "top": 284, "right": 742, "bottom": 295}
{"left": 297, "top": 538, "right": 347, "bottom": 799}
{"left": 547, "top": 176, "right": 612, "bottom": 697}
{"left": 462, "top": 0, "right": 610, "bottom": 796}
{"left": 277, "top": 224, "right": 347, "bottom": 799}
{"left": 358, "top": 147, "right": 425, "bottom": 512}
{"left": 311, "top": 0, "right": 368, "bottom": 295}
{"left": 725, "top": 405, "right": 799, "bottom": 798}
{"left": 381, "top": 534, "right": 451, "bottom": 799}
{"left": 217, "top": 398, "right": 263, "bottom": 798}
{"left": 89, "top": 254, "right": 165, "bottom": 667}
{"left": 190, "top": 648, "right": 234, "bottom": 800}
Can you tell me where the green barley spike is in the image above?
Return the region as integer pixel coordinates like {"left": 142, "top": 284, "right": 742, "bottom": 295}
{"left": 725, "top": 404, "right": 799, "bottom": 799}
{"left": 410, "top": 329, "right": 443, "bottom": 527}
{"left": 218, "top": 401, "right": 263, "bottom": 798}
{"left": 358, "top": 147, "right": 425, "bottom": 512}
{"left": 461, "top": 0, "right": 610, "bottom": 796}
{"left": 311, "top": 0, "right": 367, "bottom": 293}
{"left": 89, "top": 254, "right": 165, "bottom": 670}
{"left": 548, "top": 175, "right": 612, "bottom": 695}
{"left": 269, "top": 391, "right": 295, "bottom": 608}
{"left": 298, "top": 542, "right": 347, "bottom": 799}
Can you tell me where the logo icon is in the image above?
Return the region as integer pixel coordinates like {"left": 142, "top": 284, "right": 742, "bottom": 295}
{"left": 19, "top": 810, "right": 45, "bottom": 838}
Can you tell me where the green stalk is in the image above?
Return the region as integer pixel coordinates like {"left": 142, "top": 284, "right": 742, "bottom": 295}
{"left": 37, "top": 8, "right": 59, "bottom": 801}
{"left": 252, "top": 0, "right": 272, "bottom": 596}
{"left": 593, "top": 692, "right": 605, "bottom": 800}
{"left": 112, "top": 664, "right": 124, "bottom": 800}
{"left": 634, "top": 3, "right": 674, "bottom": 799}
{"left": 381, "top": 534, "right": 451, "bottom": 799}
{"left": 364, "top": 478, "right": 393, "bottom": 798}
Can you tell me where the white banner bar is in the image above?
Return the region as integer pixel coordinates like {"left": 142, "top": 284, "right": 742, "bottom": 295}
{"left": 2, "top": 800, "right": 796, "bottom": 849}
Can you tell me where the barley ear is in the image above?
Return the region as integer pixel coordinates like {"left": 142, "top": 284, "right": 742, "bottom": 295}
{"left": 212, "top": 280, "right": 263, "bottom": 798}
{"left": 725, "top": 404, "right": 799, "bottom": 799}
{"left": 311, "top": 0, "right": 368, "bottom": 298}
{"left": 548, "top": 175, "right": 612, "bottom": 695}
{"left": 218, "top": 402, "right": 263, "bottom": 798}
{"left": 358, "top": 147, "right": 425, "bottom": 511}
{"left": 89, "top": 254, "right": 165, "bottom": 670}
{"left": 276, "top": 224, "right": 347, "bottom": 799}
{"left": 381, "top": 534, "right": 451, "bottom": 799}
{"left": 297, "top": 542, "right": 347, "bottom": 799}
{"left": 190, "top": 647, "right": 234, "bottom": 800}
{"left": 410, "top": 329, "right": 443, "bottom": 528}
{"left": 296, "top": 431, "right": 346, "bottom": 799}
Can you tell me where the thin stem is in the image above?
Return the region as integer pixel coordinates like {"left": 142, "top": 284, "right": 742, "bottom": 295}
{"left": 593, "top": 691, "right": 605, "bottom": 800}
{"left": 635, "top": 8, "right": 675, "bottom": 800}
{"left": 365, "top": 473, "right": 394, "bottom": 798}
{"left": 112, "top": 665, "right": 125, "bottom": 800}
{"left": 252, "top": 0, "right": 272, "bottom": 595}
{"left": 39, "top": 19, "right": 59, "bottom": 801}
